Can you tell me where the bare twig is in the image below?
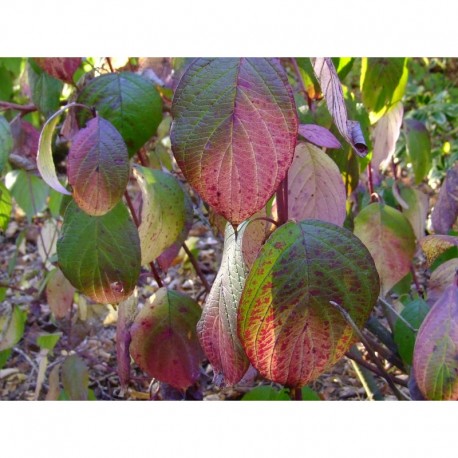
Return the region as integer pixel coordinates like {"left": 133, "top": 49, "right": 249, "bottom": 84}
{"left": 182, "top": 242, "right": 211, "bottom": 294}
{"left": 378, "top": 296, "right": 418, "bottom": 333}
{"left": 0, "top": 101, "right": 37, "bottom": 114}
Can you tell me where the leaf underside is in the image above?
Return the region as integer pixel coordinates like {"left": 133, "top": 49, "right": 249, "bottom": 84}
{"left": 170, "top": 58, "right": 298, "bottom": 225}
{"left": 238, "top": 219, "right": 380, "bottom": 387}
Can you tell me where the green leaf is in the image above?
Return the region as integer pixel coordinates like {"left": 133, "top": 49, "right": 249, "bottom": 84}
{"left": 170, "top": 58, "right": 298, "bottom": 225}
{"left": 130, "top": 287, "right": 204, "bottom": 390}
{"left": 67, "top": 116, "right": 130, "bottom": 216}
{"left": 288, "top": 142, "right": 346, "bottom": 226}
{"left": 361, "top": 58, "right": 408, "bottom": 122}
{"left": 238, "top": 220, "right": 380, "bottom": 388}
{"left": 57, "top": 200, "right": 141, "bottom": 304}
{"left": 197, "top": 223, "right": 250, "bottom": 386}
{"left": 405, "top": 119, "right": 432, "bottom": 185}
{"left": 399, "top": 186, "right": 429, "bottom": 241}
{"left": 133, "top": 165, "right": 190, "bottom": 265}
{"left": 36, "top": 332, "right": 62, "bottom": 351}
{"left": 413, "top": 280, "right": 458, "bottom": 400}
{"left": 354, "top": 203, "right": 416, "bottom": 294}
{"left": 295, "top": 58, "right": 321, "bottom": 99}
{"left": 242, "top": 386, "right": 290, "bottom": 401}
{"left": 77, "top": 72, "right": 162, "bottom": 156}
{"left": 62, "top": 354, "right": 89, "bottom": 400}
{"left": 0, "top": 182, "right": 12, "bottom": 232}
{"left": 301, "top": 386, "right": 321, "bottom": 400}
{"left": 0, "top": 349, "right": 12, "bottom": 370}
{"left": 0, "top": 67, "right": 13, "bottom": 101}
{"left": 27, "top": 59, "right": 63, "bottom": 118}
{"left": 5, "top": 170, "right": 49, "bottom": 221}
{"left": 332, "top": 57, "right": 355, "bottom": 80}
{"left": 0, "top": 306, "right": 27, "bottom": 351}
{"left": 0, "top": 115, "right": 13, "bottom": 173}
{"left": 394, "top": 298, "right": 429, "bottom": 366}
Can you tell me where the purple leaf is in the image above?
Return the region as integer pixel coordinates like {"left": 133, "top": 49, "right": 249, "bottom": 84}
{"left": 431, "top": 163, "right": 458, "bottom": 234}
{"left": 34, "top": 58, "right": 82, "bottom": 84}
{"left": 298, "top": 124, "right": 341, "bottom": 149}
{"left": 311, "top": 58, "right": 368, "bottom": 157}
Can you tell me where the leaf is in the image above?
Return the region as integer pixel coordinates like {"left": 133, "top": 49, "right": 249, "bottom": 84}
{"left": 238, "top": 220, "right": 380, "bottom": 387}
{"left": 34, "top": 58, "right": 82, "bottom": 84}
{"left": 0, "top": 305, "right": 27, "bottom": 351}
{"left": 46, "top": 268, "right": 75, "bottom": 319}
{"left": 405, "top": 119, "right": 432, "bottom": 185}
{"left": 170, "top": 58, "right": 298, "bottom": 225}
{"left": 431, "top": 163, "right": 458, "bottom": 234}
{"left": 77, "top": 72, "right": 162, "bottom": 156}
{"left": 242, "top": 385, "right": 290, "bottom": 400}
{"left": 27, "top": 59, "right": 63, "bottom": 117}
{"left": 36, "top": 332, "right": 62, "bottom": 351}
{"left": 0, "top": 182, "right": 12, "bottom": 232}
{"left": 393, "top": 298, "right": 429, "bottom": 366}
{"left": 332, "top": 57, "right": 355, "bottom": 80}
{"left": 9, "top": 118, "right": 40, "bottom": 172}
{"left": 354, "top": 203, "right": 416, "bottom": 294}
{"left": 37, "top": 106, "right": 74, "bottom": 195}
{"left": 311, "top": 58, "right": 368, "bottom": 157}
{"left": 399, "top": 186, "right": 429, "bottom": 241}
{"left": 328, "top": 145, "right": 360, "bottom": 196}
{"left": 130, "top": 288, "right": 204, "bottom": 390}
{"left": 62, "top": 354, "right": 89, "bottom": 400}
{"left": 288, "top": 142, "right": 346, "bottom": 226}
{"left": 413, "top": 279, "right": 458, "bottom": 400}
{"left": 0, "top": 115, "right": 13, "bottom": 173}
{"left": 57, "top": 200, "right": 141, "bottom": 304}
{"left": 45, "top": 364, "right": 61, "bottom": 400}
{"left": 5, "top": 170, "right": 49, "bottom": 221}
{"left": 360, "top": 58, "right": 408, "bottom": 122}
{"left": 298, "top": 124, "right": 341, "bottom": 149}
{"left": 295, "top": 58, "right": 321, "bottom": 100}
{"left": 133, "top": 165, "right": 190, "bottom": 266}
{"left": 67, "top": 116, "right": 130, "bottom": 216}
{"left": 420, "top": 235, "right": 458, "bottom": 267}
{"left": 427, "top": 259, "right": 458, "bottom": 306}
{"left": 301, "top": 385, "right": 321, "bottom": 400}
{"left": 372, "top": 102, "right": 404, "bottom": 172}
{"left": 197, "top": 223, "right": 250, "bottom": 386}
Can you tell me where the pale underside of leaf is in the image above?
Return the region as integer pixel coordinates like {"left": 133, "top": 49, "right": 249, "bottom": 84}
{"left": 197, "top": 223, "right": 249, "bottom": 386}
{"left": 311, "top": 58, "right": 368, "bottom": 157}
{"left": 171, "top": 58, "right": 298, "bottom": 225}
{"left": 298, "top": 124, "right": 341, "bottom": 149}
{"left": 288, "top": 142, "right": 346, "bottom": 226}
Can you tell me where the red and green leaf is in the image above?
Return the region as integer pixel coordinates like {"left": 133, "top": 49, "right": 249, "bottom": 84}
{"left": 130, "top": 288, "right": 204, "bottom": 390}
{"left": 77, "top": 72, "right": 163, "bottom": 156}
{"left": 420, "top": 235, "right": 458, "bottom": 267}
{"left": 34, "top": 58, "right": 82, "bottom": 84}
{"left": 67, "top": 116, "right": 130, "bottom": 216}
{"left": 197, "top": 223, "right": 250, "bottom": 386}
{"left": 413, "top": 278, "right": 458, "bottom": 400}
{"left": 57, "top": 200, "right": 141, "bottom": 304}
{"left": 354, "top": 203, "right": 416, "bottom": 294}
{"left": 288, "top": 142, "right": 346, "bottom": 226}
{"left": 170, "top": 58, "right": 298, "bottom": 225}
{"left": 238, "top": 220, "right": 380, "bottom": 388}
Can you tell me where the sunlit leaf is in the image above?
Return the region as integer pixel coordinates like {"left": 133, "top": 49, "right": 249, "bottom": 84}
{"left": 399, "top": 186, "right": 429, "bottom": 241}
{"left": 130, "top": 288, "right": 204, "bottom": 390}
{"left": 288, "top": 142, "right": 346, "bottom": 226}
{"left": 413, "top": 279, "right": 458, "bottom": 400}
{"left": 46, "top": 268, "right": 75, "bottom": 319}
{"left": 27, "top": 59, "right": 63, "bottom": 117}
{"left": 427, "top": 259, "right": 458, "bottom": 306}
{"left": 361, "top": 58, "right": 408, "bottom": 122}
{"left": 0, "top": 305, "right": 27, "bottom": 351}
{"left": 238, "top": 220, "right": 379, "bottom": 387}
{"left": 311, "top": 58, "right": 368, "bottom": 157}
{"left": 0, "top": 182, "right": 12, "bottom": 232}
{"left": 78, "top": 72, "right": 162, "bottom": 156}
{"left": 62, "top": 354, "right": 89, "bottom": 400}
{"left": 394, "top": 298, "right": 429, "bottom": 366}
{"left": 133, "top": 165, "right": 191, "bottom": 266}
{"left": 354, "top": 203, "right": 416, "bottom": 294}
{"left": 405, "top": 119, "right": 432, "bottom": 185}
{"left": 197, "top": 223, "right": 249, "bottom": 386}
{"left": 431, "top": 163, "right": 458, "bottom": 234}
{"left": 36, "top": 332, "right": 61, "bottom": 351}
{"left": 34, "top": 58, "right": 82, "bottom": 84}
{"left": 0, "top": 115, "right": 13, "bottom": 173}
{"left": 242, "top": 385, "right": 290, "bottom": 400}
{"left": 298, "top": 124, "right": 341, "bottom": 149}
{"left": 171, "top": 58, "right": 298, "bottom": 225}
{"left": 67, "top": 116, "right": 130, "bottom": 216}
{"left": 57, "top": 201, "right": 141, "bottom": 304}
{"left": 420, "top": 235, "right": 458, "bottom": 267}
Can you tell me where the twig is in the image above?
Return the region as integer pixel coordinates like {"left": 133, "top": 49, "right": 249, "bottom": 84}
{"left": 348, "top": 350, "right": 384, "bottom": 400}
{"left": 329, "top": 300, "right": 408, "bottom": 400}
{"left": 290, "top": 387, "right": 303, "bottom": 400}
{"left": 0, "top": 101, "right": 37, "bottom": 114}
{"left": 182, "top": 242, "right": 211, "bottom": 294}
{"left": 106, "top": 57, "right": 114, "bottom": 73}
{"left": 13, "top": 347, "right": 39, "bottom": 375}
{"left": 378, "top": 296, "right": 418, "bottom": 333}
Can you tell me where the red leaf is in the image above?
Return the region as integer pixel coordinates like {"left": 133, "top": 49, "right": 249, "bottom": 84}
{"left": 130, "top": 288, "right": 204, "bottom": 390}
{"left": 171, "top": 58, "right": 298, "bottom": 225}
{"left": 34, "top": 58, "right": 82, "bottom": 84}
